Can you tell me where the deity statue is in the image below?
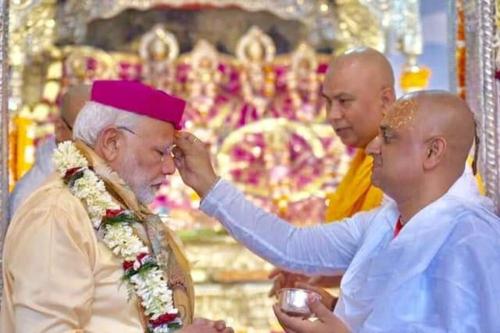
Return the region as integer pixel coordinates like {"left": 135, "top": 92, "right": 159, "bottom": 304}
{"left": 139, "top": 24, "right": 179, "bottom": 92}
{"left": 285, "top": 42, "right": 323, "bottom": 121}
{"left": 235, "top": 26, "right": 276, "bottom": 125}
{"left": 185, "top": 40, "right": 221, "bottom": 122}
{"left": 64, "top": 46, "right": 115, "bottom": 85}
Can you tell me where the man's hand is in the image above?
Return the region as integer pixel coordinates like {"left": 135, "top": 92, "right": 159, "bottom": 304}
{"left": 273, "top": 297, "right": 350, "bottom": 333}
{"left": 294, "top": 282, "right": 338, "bottom": 311}
{"left": 173, "top": 132, "right": 219, "bottom": 198}
{"left": 268, "top": 268, "right": 309, "bottom": 298}
{"left": 180, "top": 318, "right": 234, "bottom": 333}
{"left": 307, "top": 275, "right": 342, "bottom": 288}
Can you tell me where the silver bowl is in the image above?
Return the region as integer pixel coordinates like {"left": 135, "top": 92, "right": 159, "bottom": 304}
{"left": 278, "top": 288, "right": 321, "bottom": 317}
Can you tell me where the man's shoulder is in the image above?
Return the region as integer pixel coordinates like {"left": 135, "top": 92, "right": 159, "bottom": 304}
{"left": 11, "top": 174, "right": 87, "bottom": 224}
{"left": 440, "top": 202, "right": 500, "bottom": 250}
{"left": 6, "top": 175, "right": 96, "bottom": 258}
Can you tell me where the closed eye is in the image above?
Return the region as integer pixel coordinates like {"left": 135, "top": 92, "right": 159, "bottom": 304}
{"left": 155, "top": 149, "right": 165, "bottom": 157}
{"left": 338, "top": 98, "right": 352, "bottom": 105}
{"left": 380, "top": 126, "right": 393, "bottom": 144}
{"left": 321, "top": 93, "right": 332, "bottom": 106}
{"left": 382, "top": 133, "right": 392, "bottom": 143}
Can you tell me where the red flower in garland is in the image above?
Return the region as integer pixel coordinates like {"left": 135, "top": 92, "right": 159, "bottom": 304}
{"left": 64, "top": 167, "right": 83, "bottom": 180}
{"left": 149, "top": 313, "right": 178, "bottom": 327}
{"left": 123, "top": 260, "right": 134, "bottom": 271}
{"left": 122, "top": 252, "right": 149, "bottom": 272}
{"left": 106, "top": 208, "right": 124, "bottom": 218}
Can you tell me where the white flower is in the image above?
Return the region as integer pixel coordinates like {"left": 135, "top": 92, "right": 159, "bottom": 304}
{"left": 102, "top": 224, "right": 148, "bottom": 260}
{"left": 130, "top": 268, "right": 176, "bottom": 319}
{"left": 53, "top": 141, "right": 88, "bottom": 175}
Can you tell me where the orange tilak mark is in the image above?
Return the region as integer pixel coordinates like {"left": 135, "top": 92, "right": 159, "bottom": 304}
{"left": 383, "top": 99, "right": 418, "bottom": 129}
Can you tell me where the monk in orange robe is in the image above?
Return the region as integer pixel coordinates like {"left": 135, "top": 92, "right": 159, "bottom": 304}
{"left": 269, "top": 47, "right": 395, "bottom": 305}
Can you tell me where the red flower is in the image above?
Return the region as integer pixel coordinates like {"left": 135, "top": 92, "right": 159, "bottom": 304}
{"left": 137, "top": 252, "right": 149, "bottom": 262}
{"left": 149, "top": 313, "right": 177, "bottom": 327}
{"left": 106, "top": 209, "right": 124, "bottom": 218}
{"left": 122, "top": 260, "right": 134, "bottom": 271}
{"left": 64, "top": 167, "right": 82, "bottom": 179}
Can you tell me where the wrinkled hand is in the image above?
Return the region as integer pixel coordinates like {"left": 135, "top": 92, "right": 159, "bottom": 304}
{"left": 268, "top": 268, "right": 309, "bottom": 298}
{"left": 179, "top": 319, "right": 218, "bottom": 333}
{"left": 294, "top": 282, "right": 337, "bottom": 311}
{"left": 180, "top": 318, "right": 234, "bottom": 333}
{"left": 273, "top": 297, "right": 350, "bottom": 333}
{"left": 211, "top": 319, "right": 234, "bottom": 333}
{"left": 173, "top": 132, "right": 219, "bottom": 198}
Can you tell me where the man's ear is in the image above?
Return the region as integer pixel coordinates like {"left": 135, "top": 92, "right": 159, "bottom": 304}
{"left": 423, "top": 136, "right": 447, "bottom": 171}
{"left": 94, "top": 127, "right": 123, "bottom": 162}
{"left": 381, "top": 87, "right": 396, "bottom": 111}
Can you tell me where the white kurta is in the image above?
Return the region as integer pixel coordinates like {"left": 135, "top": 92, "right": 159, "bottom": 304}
{"left": 8, "top": 138, "right": 56, "bottom": 220}
{"left": 201, "top": 173, "right": 500, "bottom": 332}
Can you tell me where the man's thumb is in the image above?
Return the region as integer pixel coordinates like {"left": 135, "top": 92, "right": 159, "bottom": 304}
{"left": 307, "top": 296, "right": 332, "bottom": 320}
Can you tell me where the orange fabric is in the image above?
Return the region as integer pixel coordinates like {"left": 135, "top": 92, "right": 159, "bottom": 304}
{"left": 466, "top": 156, "right": 485, "bottom": 195}
{"left": 325, "top": 149, "right": 383, "bottom": 222}
{"left": 325, "top": 153, "right": 483, "bottom": 223}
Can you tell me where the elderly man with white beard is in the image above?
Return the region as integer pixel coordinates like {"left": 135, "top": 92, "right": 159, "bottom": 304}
{"left": 1, "top": 80, "right": 232, "bottom": 333}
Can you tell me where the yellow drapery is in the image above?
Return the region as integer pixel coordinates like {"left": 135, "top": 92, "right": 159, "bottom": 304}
{"left": 325, "top": 149, "right": 383, "bottom": 222}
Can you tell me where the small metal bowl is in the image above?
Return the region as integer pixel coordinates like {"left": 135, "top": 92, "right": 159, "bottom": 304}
{"left": 278, "top": 288, "right": 320, "bottom": 317}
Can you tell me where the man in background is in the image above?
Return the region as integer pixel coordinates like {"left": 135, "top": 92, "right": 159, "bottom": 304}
{"left": 269, "top": 47, "right": 396, "bottom": 306}
{"left": 8, "top": 85, "right": 90, "bottom": 219}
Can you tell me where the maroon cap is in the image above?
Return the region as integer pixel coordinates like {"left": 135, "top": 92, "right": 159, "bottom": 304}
{"left": 90, "top": 80, "right": 185, "bottom": 129}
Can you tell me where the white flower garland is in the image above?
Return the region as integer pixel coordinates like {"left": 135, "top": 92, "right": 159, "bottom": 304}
{"left": 53, "top": 141, "right": 181, "bottom": 332}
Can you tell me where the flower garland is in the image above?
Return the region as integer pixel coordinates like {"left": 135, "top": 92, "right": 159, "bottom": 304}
{"left": 53, "top": 141, "right": 181, "bottom": 333}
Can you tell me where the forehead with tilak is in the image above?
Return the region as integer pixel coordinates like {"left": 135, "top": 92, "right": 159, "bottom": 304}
{"left": 382, "top": 99, "right": 418, "bottom": 130}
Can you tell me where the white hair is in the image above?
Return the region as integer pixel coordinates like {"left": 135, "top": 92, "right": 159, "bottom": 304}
{"left": 73, "top": 101, "right": 145, "bottom": 147}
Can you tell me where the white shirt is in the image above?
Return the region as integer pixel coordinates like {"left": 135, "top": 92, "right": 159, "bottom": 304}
{"left": 8, "top": 138, "right": 56, "bottom": 220}
{"left": 201, "top": 173, "right": 500, "bottom": 332}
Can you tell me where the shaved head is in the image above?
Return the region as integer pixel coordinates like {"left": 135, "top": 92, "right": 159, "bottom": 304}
{"left": 322, "top": 47, "right": 396, "bottom": 148}
{"left": 328, "top": 47, "right": 395, "bottom": 89}
{"left": 408, "top": 90, "right": 475, "bottom": 176}
{"left": 368, "top": 90, "right": 476, "bottom": 212}
{"left": 61, "top": 84, "right": 91, "bottom": 126}
{"left": 55, "top": 84, "right": 91, "bottom": 142}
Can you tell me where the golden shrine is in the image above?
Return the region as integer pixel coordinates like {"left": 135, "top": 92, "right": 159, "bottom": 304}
{"left": 1, "top": 0, "right": 500, "bottom": 332}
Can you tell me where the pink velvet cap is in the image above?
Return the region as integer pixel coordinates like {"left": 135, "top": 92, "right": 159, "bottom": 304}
{"left": 90, "top": 80, "right": 185, "bottom": 129}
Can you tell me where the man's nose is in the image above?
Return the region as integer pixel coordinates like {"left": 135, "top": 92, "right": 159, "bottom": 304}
{"left": 162, "top": 156, "right": 176, "bottom": 175}
{"left": 327, "top": 103, "right": 343, "bottom": 122}
{"left": 366, "top": 135, "right": 381, "bottom": 156}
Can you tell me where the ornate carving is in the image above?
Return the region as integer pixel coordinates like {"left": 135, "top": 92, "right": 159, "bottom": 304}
{"left": 236, "top": 26, "right": 276, "bottom": 63}
{"left": 186, "top": 40, "right": 221, "bottom": 118}
{"left": 8, "top": 0, "right": 56, "bottom": 110}
{"left": 0, "top": 0, "right": 9, "bottom": 296}
{"left": 464, "top": 0, "right": 499, "bottom": 213}
{"left": 360, "top": 0, "right": 422, "bottom": 54}
{"left": 236, "top": 26, "right": 276, "bottom": 121}
{"left": 139, "top": 24, "right": 179, "bottom": 92}
{"left": 334, "top": 0, "right": 384, "bottom": 52}
{"left": 64, "top": 46, "right": 116, "bottom": 85}
{"left": 56, "top": 0, "right": 386, "bottom": 52}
